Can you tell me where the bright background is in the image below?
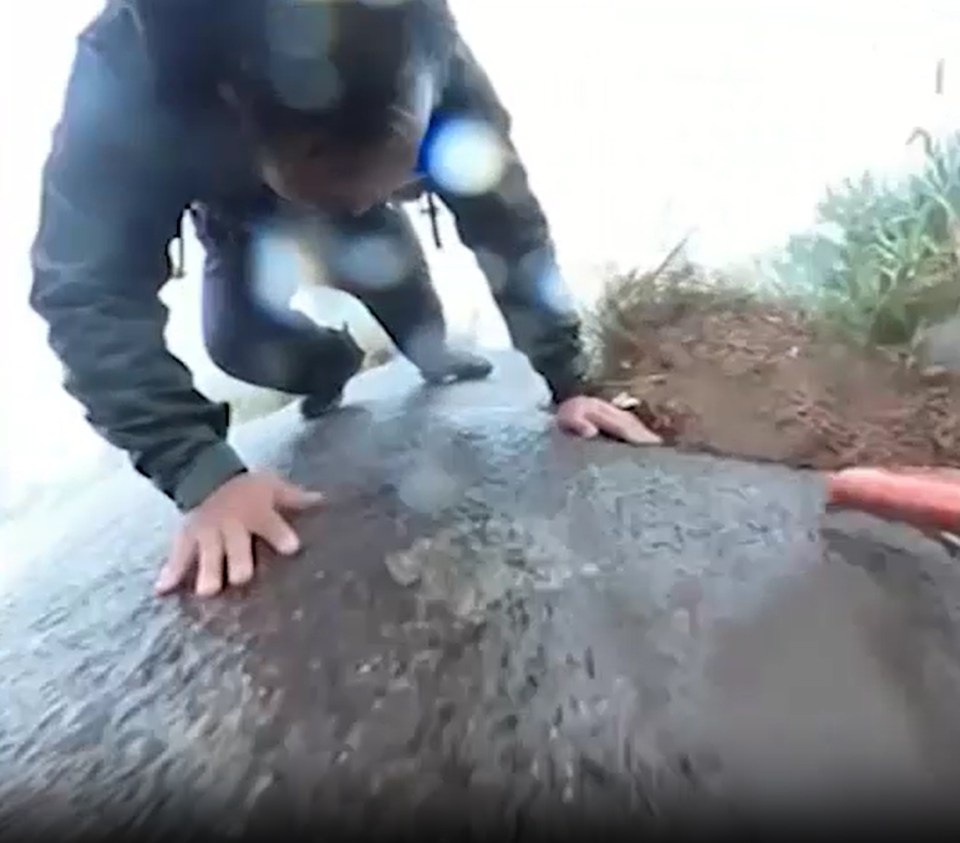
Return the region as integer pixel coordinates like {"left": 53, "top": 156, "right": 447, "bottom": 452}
{"left": 2, "top": 0, "right": 960, "bottom": 522}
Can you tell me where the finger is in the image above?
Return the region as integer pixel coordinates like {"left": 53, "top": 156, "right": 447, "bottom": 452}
{"left": 560, "top": 414, "right": 599, "bottom": 439}
{"left": 274, "top": 479, "right": 325, "bottom": 511}
{"left": 155, "top": 530, "right": 195, "bottom": 595}
{"left": 256, "top": 511, "right": 301, "bottom": 556}
{"left": 590, "top": 404, "right": 662, "bottom": 445}
{"left": 223, "top": 520, "right": 255, "bottom": 587}
{"left": 195, "top": 528, "right": 226, "bottom": 598}
{"left": 600, "top": 413, "right": 661, "bottom": 445}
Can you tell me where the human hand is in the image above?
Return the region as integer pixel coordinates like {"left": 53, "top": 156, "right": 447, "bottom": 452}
{"left": 154, "top": 471, "right": 324, "bottom": 598}
{"left": 556, "top": 395, "right": 662, "bottom": 446}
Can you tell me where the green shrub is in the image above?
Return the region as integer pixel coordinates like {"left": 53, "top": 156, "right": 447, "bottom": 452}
{"left": 769, "top": 130, "right": 960, "bottom": 347}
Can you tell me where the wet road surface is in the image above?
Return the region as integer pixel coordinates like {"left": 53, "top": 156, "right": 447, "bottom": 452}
{"left": 2, "top": 351, "right": 960, "bottom": 837}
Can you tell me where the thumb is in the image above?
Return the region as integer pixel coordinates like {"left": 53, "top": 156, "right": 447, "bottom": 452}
{"left": 625, "top": 425, "right": 663, "bottom": 446}
{"left": 274, "top": 479, "right": 325, "bottom": 511}
{"left": 563, "top": 416, "right": 599, "bottom": 439}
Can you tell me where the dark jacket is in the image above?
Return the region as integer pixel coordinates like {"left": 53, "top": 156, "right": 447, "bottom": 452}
{"left": 30, "top": 0, "right": 591, "bottom": 512}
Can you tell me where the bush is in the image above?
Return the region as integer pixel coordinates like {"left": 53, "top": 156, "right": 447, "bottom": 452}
{"left": 767, "top": 130, "right": 960, "bottom": 347}
{"left": 587, "top": 131, "right": 960, "bottom": 372}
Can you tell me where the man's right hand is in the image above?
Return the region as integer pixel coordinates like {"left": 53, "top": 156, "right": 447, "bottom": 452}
{"left": 155, "top": 471, "right": 325, "bottom": 598}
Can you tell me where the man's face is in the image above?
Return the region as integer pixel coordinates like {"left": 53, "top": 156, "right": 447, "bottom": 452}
{"left": 219, "top": 56, "right": 435, "bottom": 215}
{"left": 257, "top": 122, "right": 422, "bottom": 216}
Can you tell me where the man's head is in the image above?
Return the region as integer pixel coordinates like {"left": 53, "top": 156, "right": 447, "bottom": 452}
{"left": 221, "top": 0, "right": 454, "bottom": 213}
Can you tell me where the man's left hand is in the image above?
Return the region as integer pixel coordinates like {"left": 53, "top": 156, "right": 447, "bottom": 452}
{"left": 556, "top": 395, "right": 662, "bottom": 446}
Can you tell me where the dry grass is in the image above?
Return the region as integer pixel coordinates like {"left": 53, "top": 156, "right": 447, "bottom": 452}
{"left": 584, "top": 242, "right": 787, "bottom": 387}
{"left": 579, "top": 240, "right": 960, "bottom": 472}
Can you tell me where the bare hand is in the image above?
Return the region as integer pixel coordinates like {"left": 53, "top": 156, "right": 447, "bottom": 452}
{"left": 556, "top": 395, "right": 662, "bottom": 446}
{"left": 154, "top": 471, "right": 324, "bottom": 598}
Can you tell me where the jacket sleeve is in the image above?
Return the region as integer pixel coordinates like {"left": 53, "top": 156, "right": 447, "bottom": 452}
{"left": 428, "top": 38, "right": 595, "bottom": 404}
{"left": 29, "top": 42, "right": 247, "bottom": 512}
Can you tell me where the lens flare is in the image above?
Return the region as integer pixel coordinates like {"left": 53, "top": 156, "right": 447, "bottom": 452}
{"left": 264, "top": 1, "right": 341, "bottom": 110}
{"left": 250, "top": 225, "right": 303, "bottom": 316}
{"left": 535, "top": 264, "right": 577, "bottom": 316}
{"left": 334, "top": 233, "right": 410, "bottom": 290}
{"left": 518, "top": 249, "right": 577, "bottom": 316}
{"left": 268, "top": 58, "right": 341, "bottom": 111}
{"left": 424, "top": 117, "right": 507, "bottom": 197}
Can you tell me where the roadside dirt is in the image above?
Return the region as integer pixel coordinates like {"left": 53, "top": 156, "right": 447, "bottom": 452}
{"left": 593, "top": 275, "right": 960, "bottom": 471}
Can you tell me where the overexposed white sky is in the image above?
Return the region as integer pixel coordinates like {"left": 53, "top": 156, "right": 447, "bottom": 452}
{"left": 2, "top": 0, "right": 960, "bottom": 518}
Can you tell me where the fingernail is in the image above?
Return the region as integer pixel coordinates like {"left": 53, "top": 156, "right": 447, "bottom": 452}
{"left": 281, "top": 536, "right": 300, "bottom": 555}
{"left": 196, "top": 581, "right": 219, "bottom": 598}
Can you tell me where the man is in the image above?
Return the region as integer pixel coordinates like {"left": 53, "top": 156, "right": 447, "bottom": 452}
{"left": 30, "top": 0, "right": 660, "bottom": 598}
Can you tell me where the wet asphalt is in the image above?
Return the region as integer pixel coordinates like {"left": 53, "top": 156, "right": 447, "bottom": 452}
{"left": 2, "top": 351, "right": 960, "bottom": 837}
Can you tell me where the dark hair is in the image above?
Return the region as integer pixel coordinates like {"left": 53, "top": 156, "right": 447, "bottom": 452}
{"left": 225, "top": 0, "right": 456, "bottom": 145}
{"left": 128, "top": 0, "right": 455, "bottom": 137}
{"left": 128, "top": 0, "right": 231, "bottom": 108}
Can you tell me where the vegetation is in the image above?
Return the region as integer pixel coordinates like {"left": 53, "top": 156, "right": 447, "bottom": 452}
{"left": 584, "top": 241, "right": 746, "bottom": 374}
{"left": 589, "top": 129, "right": 960, "bottom": 364}
{"left": 766, "top": 129, "right": 960, "bottom": 348}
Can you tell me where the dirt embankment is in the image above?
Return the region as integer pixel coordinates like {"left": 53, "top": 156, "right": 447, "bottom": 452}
{"left": 594, "top": 282, "right": 960, "bottom": 471}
